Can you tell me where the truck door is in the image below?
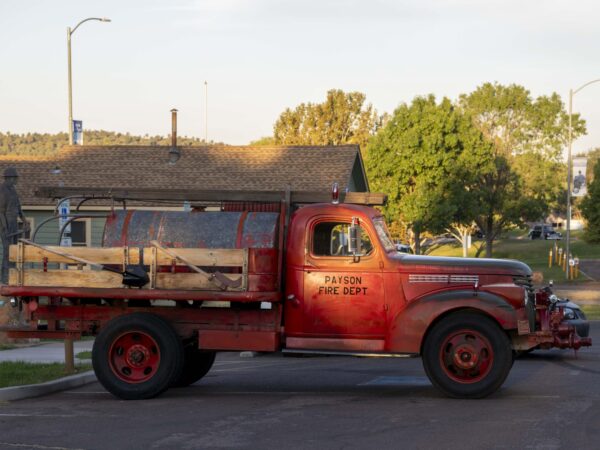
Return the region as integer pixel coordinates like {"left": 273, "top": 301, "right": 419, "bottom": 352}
{"left": 286, "top": 218, "right": 387, "bottom": 352}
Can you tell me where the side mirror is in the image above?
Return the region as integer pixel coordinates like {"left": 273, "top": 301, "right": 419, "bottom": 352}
{"left": 348, "top": 218, "right": 362, "bottom": 261}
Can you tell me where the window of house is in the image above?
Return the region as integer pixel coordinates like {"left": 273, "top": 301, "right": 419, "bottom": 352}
{"left": 70, "top": 220, "right": 89, "bottom": 247}
{"left": 312, "top": 221, "right": 372, "bottom": 257}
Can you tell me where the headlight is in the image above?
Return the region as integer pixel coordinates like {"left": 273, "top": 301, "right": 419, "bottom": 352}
{"left": 549, "top": 294, "right": 559, "bottom": 304}
{"left": 9, "top": 297, "right": 18, "bottom": 308}
{"left": 563, "top": 307, "right": 576, "bottom": 320}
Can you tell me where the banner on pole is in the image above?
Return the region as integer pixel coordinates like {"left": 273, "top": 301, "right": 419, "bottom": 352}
{"left": 72, "top": 120, "right": 83, "bottom": 145}
{"left": 572, "top": 157, "right": 588, "bottom": 197}
{"left": 58, "top": 198, "right": 71, "bottom": 247}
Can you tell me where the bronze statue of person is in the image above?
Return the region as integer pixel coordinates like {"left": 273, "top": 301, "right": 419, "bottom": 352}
{"left": 0, "top": 167, "right": 29, "bottom": 283}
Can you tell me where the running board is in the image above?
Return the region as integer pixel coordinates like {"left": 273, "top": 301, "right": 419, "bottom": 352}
{"left": 282, "top": 349, "right": 417, "bottom": 358}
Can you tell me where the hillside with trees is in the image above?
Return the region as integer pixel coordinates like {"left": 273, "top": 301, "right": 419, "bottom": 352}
{"left": 0, "top": 131, "right": 219, "bottom": 157}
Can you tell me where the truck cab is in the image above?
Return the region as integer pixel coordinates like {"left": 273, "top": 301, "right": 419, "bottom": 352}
{"left": 281, "top": 202, "right": 590, "bottom": 397}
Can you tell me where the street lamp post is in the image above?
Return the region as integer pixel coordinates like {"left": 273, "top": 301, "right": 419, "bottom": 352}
{"left": 67, "top": 17, "right": 111, "bottom": 145}
{"left": 566, "top": 78, "right": 600, "bottom": 278}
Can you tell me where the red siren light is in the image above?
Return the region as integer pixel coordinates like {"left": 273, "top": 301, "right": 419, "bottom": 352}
{"left": 331, "top": 182, "right": 340, "bottom": 204}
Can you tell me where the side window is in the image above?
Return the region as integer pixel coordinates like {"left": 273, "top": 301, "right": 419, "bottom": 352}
{"left": 312, "top": 222, "right": 373, "bottom": 257}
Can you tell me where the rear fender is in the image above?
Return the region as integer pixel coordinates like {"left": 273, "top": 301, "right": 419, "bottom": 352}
{"left": 387, "top": 290, "right": 517, "bottom": 354}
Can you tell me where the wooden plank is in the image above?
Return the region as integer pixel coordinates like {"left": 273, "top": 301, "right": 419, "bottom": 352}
{"left": 10, "top": 245, "right": 245, "bottom": 267}
{"left": 147, "top": 248, "right": 245, "bottom": 267}
{"left": 9, "top": 269, "right": 124, "bottom": 288}
{"left": 9, "top": 245, "right": 140, "bottom": 265}
{"left": 155, "top": 273, "right": 245, "bottom": 291}
{"left": 35, "top": 186, "right": 387, "bottom": 206}
{"left": 149, "top": 246, "right": 157, "bottom": 289}
{"left": 17, "top": 242, "right": 24, "bottom": 286}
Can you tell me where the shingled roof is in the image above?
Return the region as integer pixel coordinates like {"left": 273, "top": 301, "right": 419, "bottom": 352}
{"left": 0, "top": 145, "right": 368, "bottom": 206}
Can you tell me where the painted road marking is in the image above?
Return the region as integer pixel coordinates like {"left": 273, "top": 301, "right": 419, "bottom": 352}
{"left": 359, "top": 376, "right": 431, "bottom": 386}
{"left": 0, "top": 443, "right": 84, "bottom": 450}
{"left": 0, "top": 414, "right": 76, "bottom": 418}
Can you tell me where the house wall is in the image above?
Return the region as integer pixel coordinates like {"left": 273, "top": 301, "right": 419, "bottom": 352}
{"left": 0, "top": 210, "right": 108, "bottom": 261}
{"left": 23, "top": 210, "right": 107, "bottom": 247}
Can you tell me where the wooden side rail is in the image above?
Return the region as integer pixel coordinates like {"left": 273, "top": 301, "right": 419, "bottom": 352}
{"left": 9, "top": 245, "right": 247, "bottom": 267}
{"left": 8, "top": 243, "right": 249, "bottom": 292}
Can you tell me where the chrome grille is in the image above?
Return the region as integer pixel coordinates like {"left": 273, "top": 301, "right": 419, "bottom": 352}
{"left": 513, "top": 275, "right": 534, "bottom": 296}
{"left": 514, "top": 274, "right": 536, "bottom": 331}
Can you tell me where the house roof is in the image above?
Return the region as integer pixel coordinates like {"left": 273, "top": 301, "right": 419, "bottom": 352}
{"left": 0, "top": 145, "right": 368, "bottom": 206}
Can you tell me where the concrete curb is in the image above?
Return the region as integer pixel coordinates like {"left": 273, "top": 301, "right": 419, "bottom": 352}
{"left": 0, "top": 370, "right": 97, "bottom": 402}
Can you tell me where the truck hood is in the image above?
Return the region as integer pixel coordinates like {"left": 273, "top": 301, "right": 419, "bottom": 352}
{"left": 390, "top": 253, "right": 532, "bottom": 277}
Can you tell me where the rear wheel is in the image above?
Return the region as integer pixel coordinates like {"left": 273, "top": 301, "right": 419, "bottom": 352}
{"left": 171, "top": 345, "right": 216, "bottom": 387}
{"left": 92, "top": 313, "right": 184, "bottom": 400}
{"left": 422, "top": 312, "right": 512, "bottom": 399}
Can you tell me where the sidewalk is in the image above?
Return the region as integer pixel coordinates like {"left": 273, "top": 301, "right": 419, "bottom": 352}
{"left": 0, "top": 340, "right": 93, "bottom": 363}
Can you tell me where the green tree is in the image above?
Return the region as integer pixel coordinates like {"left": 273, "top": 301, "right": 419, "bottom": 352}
{"left": 581, "top": 162, "right": 600, "bottom": 242}
{"left": 459, "top": 83, "right": 586, "bottom": 256}
{"left": 273, "top": 89, "right": 379, "bottom": 150}
{"left": 579, "top": 147, "right": 600, "bottom": 182}
{"left": 249, "top": 136, "right": 275, "bottom": 146}
{"left": 366, "top": 95, "right": 493, "bottom": 254}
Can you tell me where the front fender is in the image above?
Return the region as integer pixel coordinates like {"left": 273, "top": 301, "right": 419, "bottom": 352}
{"left": 386, "top": 290, "right": 518, "bottom": 354}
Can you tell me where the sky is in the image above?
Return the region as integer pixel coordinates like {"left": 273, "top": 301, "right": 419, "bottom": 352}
{"left": 1, "top": 0, "right": 600, "bottom": 156}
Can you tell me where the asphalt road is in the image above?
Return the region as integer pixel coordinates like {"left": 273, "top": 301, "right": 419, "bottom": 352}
{"left": 1, "top": 325, "right": 599, "bottom": 450}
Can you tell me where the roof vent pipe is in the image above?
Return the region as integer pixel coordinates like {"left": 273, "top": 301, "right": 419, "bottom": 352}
{"left": 169, "top": 108, "right": 180, "bottom": 164}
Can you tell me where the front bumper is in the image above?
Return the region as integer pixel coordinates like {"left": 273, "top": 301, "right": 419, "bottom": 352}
{"left": 512, "top": 289, "right": 592, "bottom": 351}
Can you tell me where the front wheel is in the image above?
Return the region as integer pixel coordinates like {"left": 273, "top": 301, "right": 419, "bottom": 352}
{"left": 92, "top": 313, "right": 184, "bottom": 400}
{"left": 422, "top": 312, "right": 513, "bottom": 399}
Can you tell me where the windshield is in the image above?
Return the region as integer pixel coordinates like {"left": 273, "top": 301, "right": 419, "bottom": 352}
{"left": 373, "top": 217, "right": 396, "bottom": 252}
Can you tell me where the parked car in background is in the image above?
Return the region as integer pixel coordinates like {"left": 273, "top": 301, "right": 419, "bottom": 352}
{"left": 395, "top": 243, "right": 414, "bottom": 254}
{"left": 528, "top": 224, "right": 562, "bottom": 240}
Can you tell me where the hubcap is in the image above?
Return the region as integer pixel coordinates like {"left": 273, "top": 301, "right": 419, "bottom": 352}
{"left": 440, "top": 329, "right": 493, "bottom": 384}
{"left": 109, "top": 331, "right": 160, "bottom": 383}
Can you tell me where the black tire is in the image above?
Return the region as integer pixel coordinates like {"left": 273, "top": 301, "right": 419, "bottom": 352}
{"left": 514, "top": 347, "right": 537, "bottom": 358}
{"left": 92, "top": 313, "right": 184, "bottom": 400}
{"left": 171, "top": 345, "right": 216, "bottom": 387}
{"left": 422, "top": 312, "right": 513, "bottom": 399}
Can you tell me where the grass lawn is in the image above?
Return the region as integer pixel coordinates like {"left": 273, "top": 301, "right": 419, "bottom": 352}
{"left": 429, "top": 229, "right": 600, "bottom": 283}
{"left": 76, "top": 351, "right": 92, "bottom": 359}
{"left": 582, "top": 305, "right": 600, "bottom": 320}
{"left": 0, "top": 362, "right": 92, "bottom": 389}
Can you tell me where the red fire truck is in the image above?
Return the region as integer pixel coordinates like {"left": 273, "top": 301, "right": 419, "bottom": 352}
{"left": 1, "top": 187, "right": 591, "bottom": 400}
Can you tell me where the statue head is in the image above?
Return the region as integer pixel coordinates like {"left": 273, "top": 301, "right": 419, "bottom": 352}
{"left": 3, "top": 167, "right": 18, "bottom": 185}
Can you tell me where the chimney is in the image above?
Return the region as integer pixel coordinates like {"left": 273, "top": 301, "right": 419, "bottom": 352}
{"left": 168, "top": 108, "right": 180, "bottom": 164}
{"left": 171, "top": 108, "right": 178, "bottom": 147}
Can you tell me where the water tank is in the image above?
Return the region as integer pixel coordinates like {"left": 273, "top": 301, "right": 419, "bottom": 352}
{"left": 103, "top": 210, "right": 279, "bottom": 249}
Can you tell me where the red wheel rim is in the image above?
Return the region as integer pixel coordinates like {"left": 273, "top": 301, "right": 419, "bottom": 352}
{"left": 439, "top": 329, "right": 494, "bottom": 384}
{"left": 108, "top": 331, "right": 161, "bottom": 384}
